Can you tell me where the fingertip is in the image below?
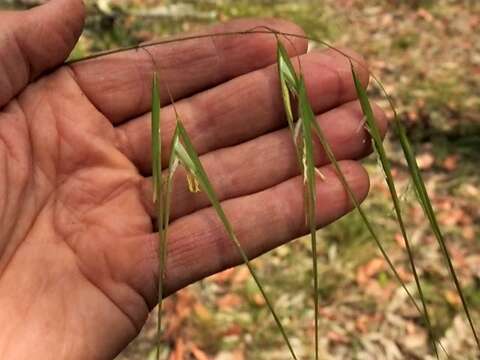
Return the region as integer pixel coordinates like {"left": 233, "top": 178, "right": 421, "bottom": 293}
{"left": 30, "top": 0, "right": 86, "bottom": 33}
{"left": 20, "top": 0, "right": 86, "bottom": 78}
{"left": 263, "top": 17, "right": 309, "bottom": 55}
{"left": 297, "top": 48, "right": 369, "bottom": 113}
{"left": 344, "top": 160, "right": 371, "bottom": 203}
{"left": 321, "top": 160, "right": 370, "bottom": 214}
{"left": 370, "top": 102, "right": 389, "bottom": 139}
{"left": 320, "top": 46, "right": 370, "bottom": 89}
{"left": 333, "top": 47, "right": 370, "bottom": 87}
{"left": 339, "top": 160, "right": 370, "bottom": 198}
{"left": 348, "top": 100, "right": 389, "bottom": 140}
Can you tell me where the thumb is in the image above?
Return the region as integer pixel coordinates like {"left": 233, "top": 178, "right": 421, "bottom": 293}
{"left": 0, "top": 0, "right": 85, "bottom": 107}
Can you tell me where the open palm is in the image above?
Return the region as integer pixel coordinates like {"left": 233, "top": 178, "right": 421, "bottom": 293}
{"left": 0, "top": 1, "right": 386, "bottom": 359}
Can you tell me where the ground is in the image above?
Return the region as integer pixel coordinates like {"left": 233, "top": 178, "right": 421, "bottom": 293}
{"left": 3, "top": 1, "right": 480, "bottom": 359}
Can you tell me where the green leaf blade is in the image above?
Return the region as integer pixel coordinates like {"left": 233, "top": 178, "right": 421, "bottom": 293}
{"left": 394, "top": 117, "right": 480, "bottom": 352}
{"left": 351, "top": 65, "right": 440, "bottom": 358}
{"left": 297, "top": 75, "right": 320, "bottom": 360}
{"left": 173, "top": 120, "right": 298, "bottom": 360}
{"left": 151, "top": 72, "right": 161, "bottom": 204}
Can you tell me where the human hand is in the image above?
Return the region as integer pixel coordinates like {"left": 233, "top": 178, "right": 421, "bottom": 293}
{"left": 0, "top": 0, "right": 386, "bottom": 359}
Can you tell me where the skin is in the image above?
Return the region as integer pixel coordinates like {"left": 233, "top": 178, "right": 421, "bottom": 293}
{"left": 0, "top": 0, "right": 387, "bottom": 359}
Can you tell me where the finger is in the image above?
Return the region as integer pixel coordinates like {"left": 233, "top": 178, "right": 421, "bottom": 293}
{"left": 151, "top": 160, "right": 369, "bottom": 297}
{"left": 69, "top": 18, "right": 308, "bottom": 124}
{"left": 139, "top": 100, "right": 386, "bottom": 220}
{"left": 117, "top": 48, "right": 369, "bottom": 174}
{"left": 0, "top": 0, "right": 85, "bottom": 107}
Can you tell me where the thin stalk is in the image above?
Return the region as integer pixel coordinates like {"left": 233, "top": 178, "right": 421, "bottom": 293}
{"left": 369, "top": 75, "right": 477, "bottom": 355}
{"left": 299, "top": 79, "right": 320, "bottom": 360}
{"left": 276, "top": 41, "right": 450, "bottom": 358}
{"left": 152, "top": 78, "right": 182, "bottom": 360}
{"left": 276, "top": 42, "right": 423, "bottom": 322}
{"left": 351, "top": 65, "right": 439, "bottom": 358}
{"left": 158, "top": 83, "right": 298, "bottom": 358}
{"left": 171, "top": 120, "right": 298, "bottom": 359}
{"left": 394, "top": 118, "right": 480, "bottom": 351}
{"left": 151, "top": 72, "right": 165, "bottom": 360}
{"left": 66, "top": 29, "right": 366, "bottom": 69}
{"left": 308, "top": 84, "right": 421, "bottom": 327}
{"left": 277, "top": 40, "right": 319, "bottom": 359}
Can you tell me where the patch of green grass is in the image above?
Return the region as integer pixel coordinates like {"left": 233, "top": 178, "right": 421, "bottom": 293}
{"left": 322, "top": 211, "right": 377, "bottom": 266}
{"left": 392, "top": 33, "right": 419, "bottom": 51}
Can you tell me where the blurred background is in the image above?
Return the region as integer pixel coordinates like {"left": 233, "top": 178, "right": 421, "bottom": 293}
{"left": 2, "top": 0, "right": 480, "bottom": 359}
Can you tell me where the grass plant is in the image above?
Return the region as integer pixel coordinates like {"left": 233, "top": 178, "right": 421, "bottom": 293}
{"left": 70, "top": 27, "right": 477, "bottom": 359}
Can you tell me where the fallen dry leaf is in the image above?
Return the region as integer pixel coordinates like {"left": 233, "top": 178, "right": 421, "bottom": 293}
{"left": 443, "top": 154, "right": 459, "bottom": 172}
{"left": 217, "top": 293, "right": 243, "bottom": 310}
{"left": 444, "top": 290, "right": 461, "bottom": 306}
{"left": 394, "top": 233, "right": 407, "bottom": 249}
{"left": 194, "top": 303, "right": 212, "bottom": 322}
{"left": 223, "top": 324, "right": 243, "bottom": 337}
{"left": 355, "top": 314, "right": 371, "bottom": 333}
{"left": 252, "top": 293, "right": 266, "bottom": 306}
{"left": 232, "top": 267, "right": 250, "bottom": 285}
{"left": 416, "top": 152, "right": 435, "bottom": 170}
{"left": 462, "top": 226, "right": 475, "bottom": 241}
{"left": 357, "top": 258, "right": 386, "bottom": 286}
{"left": 327, "top": 330, "right": 350, "bottom": 344}
{"left": 417, "top": 8, "right": 434, "bottom": 22}
{"left": 190, "top": 344, "right": 210, "bottom": 360}
{"left": 396, "top": 266, "right": 414, "bottom": 283}
{"left": 211, "top": 268, "right": 235, "bottom": 285}
{"left": 170, "top": 338, "right": 185, "bottom": 360}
